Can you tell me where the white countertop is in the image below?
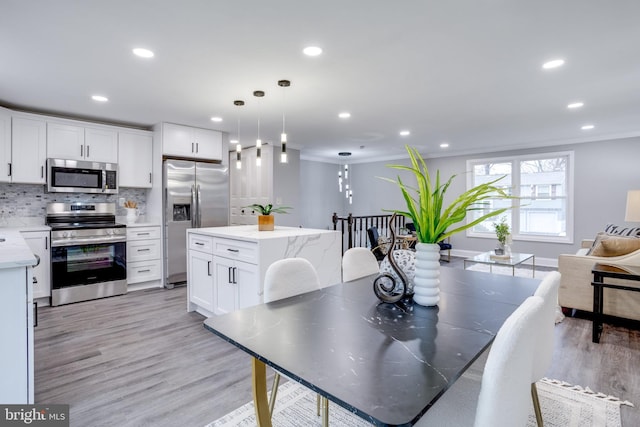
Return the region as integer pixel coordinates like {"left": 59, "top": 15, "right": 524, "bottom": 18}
{"left": 0, "top": 217, "right": 50, "bottom": 232}
{"left": 116, "top": 216, "right": 161, "bottom": 227}
{"left": 0, "top": 229, "right": 38, "bottom": 269}
{"left": 188, "top": 225, "right": 336, "bottom": 242}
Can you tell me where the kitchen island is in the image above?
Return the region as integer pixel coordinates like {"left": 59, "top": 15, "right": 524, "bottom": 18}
{"left": 186, "top": 225, "right": 341, "bottom": 316}
{"left": 0, "top": 229, "right": 37, "bottom": 404}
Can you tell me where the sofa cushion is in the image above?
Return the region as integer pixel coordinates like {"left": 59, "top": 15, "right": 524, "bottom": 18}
{"left": 590, "top": 235, "right": 640, "bottom": 257}
{"left": 604, "top": 223, "right": 640, "bottom": 237}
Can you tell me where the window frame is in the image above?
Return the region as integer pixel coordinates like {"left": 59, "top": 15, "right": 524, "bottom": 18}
{"left": 465, "top": 150, "right": 574, "bottom": 244}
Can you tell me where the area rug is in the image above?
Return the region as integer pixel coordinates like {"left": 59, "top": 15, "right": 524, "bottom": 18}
{"left": 206, "top": 378, "right": 633, "bottom": 427}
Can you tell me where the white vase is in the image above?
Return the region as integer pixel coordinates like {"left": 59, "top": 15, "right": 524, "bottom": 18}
{"left": 413, "top": 243, "right": 441, "bottom": 306}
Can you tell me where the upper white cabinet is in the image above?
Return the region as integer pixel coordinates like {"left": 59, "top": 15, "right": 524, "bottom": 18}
{"left": 118, "top": 131, "right": 153, "bottom": 188}
{"left": 47, "top": 122, "right": 118, "bottom": 163}
{"left": 11, "top": 117, "right": 47, "bottom": 184}
{"left": 162, "top": 123, "right": 222, "bottom": 160}
{"left": 0, "top": 108, "right": 12, "bottom": 183}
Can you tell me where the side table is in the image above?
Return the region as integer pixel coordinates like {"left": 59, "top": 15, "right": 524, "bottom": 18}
{"left": 591, "top": 263, "right": 640, "bottom": 343}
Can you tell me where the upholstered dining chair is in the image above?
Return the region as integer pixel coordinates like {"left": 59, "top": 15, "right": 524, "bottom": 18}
{"left": 262, "top": 258, "right": 327, "bottom": 419}
{"left": 415, "top": 296, "right": 545, "bottom": 427}
{"left": 530, "top": 271, "right": 561, "bottom": 426}
{"left": 342, "top": 247, "right": 380, "bottom": 282}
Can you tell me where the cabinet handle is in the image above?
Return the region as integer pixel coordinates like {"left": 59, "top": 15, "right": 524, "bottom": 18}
{"left": 228, "top": 267, "right": 232, "bottom": 283}
{"left": 195, "top": 242, "right": 204, "bottom": 246}
{"left": 227, "top": 248, "right": 240, "bottom": 253}
{"left": 149, "top": 172, "right": 152, "bottom": 184}
{"left": 34, "top": 302, "right": 38, "bottom": 328}
{"left": 45, "top": 236, "right": 48, "bottom": 250}
{"left": 192, "top": 142, "right": 195, "bottom": 153}
{"left": 138, "top": 269, "right": 151, "bottom": 273}
{"left": 207, "top": 260, "right": 212, "bottom": 276}
{"left": 137, "top": 233, "right": 150, "bottom": 236}
{"left": 196, "top": 142, "right": 199, "bottom": 153}
{"left": 137, "top": 248, "right": 150, "bottom": 252}
{"left": 233, "top": 266, "right": 238, "bottom": 284}
{"left": 7, "top": 163, "right": 11, "bottom": 177}
{"left": 86, "top": 145, "right": 90, "bottom": 158}
{"left": 80, "top": 145, "right": 83, "bottom": 157}
{"left": 41, "top": 165, "right": 44, "bottom": 179}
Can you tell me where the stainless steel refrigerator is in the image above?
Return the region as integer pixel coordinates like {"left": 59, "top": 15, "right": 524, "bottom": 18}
{"left": 163, "top": 159, "right": 229, "bottom": 288}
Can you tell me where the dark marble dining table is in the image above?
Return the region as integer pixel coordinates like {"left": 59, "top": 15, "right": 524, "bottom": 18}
{"left": 203, "top": 266, "right": 540, "bottom": 426}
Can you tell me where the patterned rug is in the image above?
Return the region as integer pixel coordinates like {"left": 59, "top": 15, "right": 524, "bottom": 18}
{"left": 206, "top": 378, "right": 633, "bottom": 427}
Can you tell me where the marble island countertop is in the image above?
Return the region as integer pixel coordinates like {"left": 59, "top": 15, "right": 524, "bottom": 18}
{"left": 188, "top": 225, "right": 336, "bottom": 242}
{"left": 0, "top": 229, "right": 38, "bottom": 269}
{"left": 0, "top": 216, "right": 50, "bottom": 232}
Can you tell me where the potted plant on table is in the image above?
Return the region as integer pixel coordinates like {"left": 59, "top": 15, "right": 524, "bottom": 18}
{"left": 384, "top": 146, "right": 512, "bottom": 306}
{"left": 245, "top": 203, "right": 292, "bottom": 231}
{"left": 493, "top": 216, "right": 511, "bottom": 255}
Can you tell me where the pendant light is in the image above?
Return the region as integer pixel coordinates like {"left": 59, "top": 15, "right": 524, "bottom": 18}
{"left": 278, "top": 79, "right": 290, "bottom": 163}
{"left": 338, "top": 152, "right": 353, "bottom": 204}
{"left": 253, "top": 90, "right": 264, "bottom": 167}
{"left": 234, "top": 100, "right": 244, "bottom": 169}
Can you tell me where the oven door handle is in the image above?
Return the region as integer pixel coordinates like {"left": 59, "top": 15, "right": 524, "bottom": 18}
{"left": 51, "top": 236, "right": 127, "bottom": 247}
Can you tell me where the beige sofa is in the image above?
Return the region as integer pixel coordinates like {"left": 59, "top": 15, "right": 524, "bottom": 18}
{"left": 558, "top": 239, "right": 640, "bottom": 321}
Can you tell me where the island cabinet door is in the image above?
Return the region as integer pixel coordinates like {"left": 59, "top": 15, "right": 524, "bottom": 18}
{"left": 187, "top": 250, "right": 214, "bottom": 313}
{"left": 213, "top": 256, "right": 259, "bottom": 315}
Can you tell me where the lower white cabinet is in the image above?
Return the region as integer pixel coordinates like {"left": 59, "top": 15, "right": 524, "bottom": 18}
{"left": 0, "top": 265, "right": 34, "bottom": 404}
{"left": 20, "top": 230, "right": 51, "bottom": 299}
{"left": 213, "top": 255, "right": 259, "bottom": 315}
{"left": 188, "top": 249, "right": 214, "bottom": 313}
{"left": 126, "top": 225, "right": 162, "bottom": 285}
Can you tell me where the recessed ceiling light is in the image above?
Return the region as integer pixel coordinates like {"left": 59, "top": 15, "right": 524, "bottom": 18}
{"left": 581, "top": 124, "right": 595, "bottom": 130}
{"left": 399, "top": 130, "right": 410, "bottom": 136}
{"left": 338, "top": 112, "right": 351, "bottom": 119}
{"left": 132, "top": 48, "right": 154, "bottom": 58}
{"left": 542, "top": 59, "right": 565, "bottom": 69}
{"left": 567, "top": 102, "right": 584, "bottom": 109}
{"left": 210, "top": 117, "right": 223, "bottom": 122}
{"left": 91, "top": 95, "right": 108, "bottom": 102}
{"left": 303, "top": 46, "right": 322, "bottom": 56}
{"left": 440, "top": 143, "right": 449, "bottom": 148}
{"left": 230, "top": 139, "right": 238, "bottom": 144}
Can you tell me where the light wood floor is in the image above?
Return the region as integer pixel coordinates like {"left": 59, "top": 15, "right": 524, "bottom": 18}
{"left": 35, "top": 272, "right": 640, "bottom": 426}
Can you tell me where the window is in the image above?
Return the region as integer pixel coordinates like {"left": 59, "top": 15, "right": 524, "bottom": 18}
{"left": 466, "top": 151, "right": 574, "bottom": 243}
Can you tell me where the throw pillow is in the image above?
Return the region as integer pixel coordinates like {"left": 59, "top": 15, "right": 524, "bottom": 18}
{"left": 586, "top": 232, "right": 607, "bottom": 255}
{"left": 377, "top": 236, "right": 391, "bottom": 255}
{"left": 604, "top": 223, "right": 640, "bottom": 237}
{"left": 590, "top": 235, "right": 640, "bottom": 257}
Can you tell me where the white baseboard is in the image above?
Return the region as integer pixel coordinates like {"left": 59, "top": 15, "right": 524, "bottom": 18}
{"left": 450, "top": 249, "right": 558, "bottom": 268}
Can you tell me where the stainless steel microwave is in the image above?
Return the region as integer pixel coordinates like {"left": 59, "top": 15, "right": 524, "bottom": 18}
{"left": 47, "top": 158, "right": 118, "bottom": 194}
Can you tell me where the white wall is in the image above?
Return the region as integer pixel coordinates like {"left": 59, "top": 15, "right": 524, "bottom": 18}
{"left": 273, "top": 148, "right": 301, "bottom": 227}
{"left": 299, "top": 160, "right": 345, "bottom": 230}
{"left": 299, "top": 137, "right": 640, "bottom": 259}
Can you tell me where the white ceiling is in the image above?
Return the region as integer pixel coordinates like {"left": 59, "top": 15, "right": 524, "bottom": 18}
{"left": 2, "top": 0, "right": 640, "bottom": 163}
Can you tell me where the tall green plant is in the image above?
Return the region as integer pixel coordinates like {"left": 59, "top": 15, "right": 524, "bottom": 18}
{"left": 383, "top": 146, "right": 511, "bottom": 244}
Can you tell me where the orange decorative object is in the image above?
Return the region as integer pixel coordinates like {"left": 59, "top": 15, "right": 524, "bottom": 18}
{"left": 258, "top": 215, "right": 274, "bottom": 231}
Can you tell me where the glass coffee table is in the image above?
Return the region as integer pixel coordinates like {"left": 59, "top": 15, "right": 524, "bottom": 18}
{"left": 464, "top": 251, "right": 536, "bottom": 277}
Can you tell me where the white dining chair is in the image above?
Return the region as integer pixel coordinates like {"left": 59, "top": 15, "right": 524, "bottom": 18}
{"left": 530, "top": 271, "right": 561, "bottom": 426}
{"left": 415, "top": 296, "right": 545, "bottom": 427}
{"left": 262, "top": 258, "right": 327, "bottom": 420}
{"left": 342, "top": 247, "right": 380, "bottom": 282}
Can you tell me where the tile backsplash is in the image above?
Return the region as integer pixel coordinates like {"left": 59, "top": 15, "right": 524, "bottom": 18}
{"left": 0, "top": 183, "right": 148, "bottom": 220}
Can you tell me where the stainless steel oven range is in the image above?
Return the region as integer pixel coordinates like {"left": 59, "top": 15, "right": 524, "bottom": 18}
{"left": 46, "top": 202, "right": 126, "bottom": 306}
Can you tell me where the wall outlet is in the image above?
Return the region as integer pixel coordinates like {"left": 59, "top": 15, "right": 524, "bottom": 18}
{"left": 118, "top": 197, "right": 125, "bottom": 207}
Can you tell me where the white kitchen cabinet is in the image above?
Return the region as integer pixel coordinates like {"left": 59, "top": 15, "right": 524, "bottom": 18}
{"left": 11, "top": 116, "right": 47, "bottom": 184}
{"left": 119, "top": 131, "right": 153, "bottom": 188}
{"left": 126, "top": 225, "right": 162, "bottom": 285}
{"left": 47, "top": 122, "right": 118, "bottom": 163}
{"left": 0, "top": 107, "right": 11, "bottom": 183}
{"left": 162, "top": 122, "right": 223, "bottom": 161}
{"left": 188, "top": 249, "right": 215, "bottom": 314}
{"left": 213, "top": 255, "right": 259, "bottom": 315}
{"left": 186, "top": 226, "right": 341, "bottom": 316}
{"left": 21, "top": 230, "right": 51, "bottom": 299}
